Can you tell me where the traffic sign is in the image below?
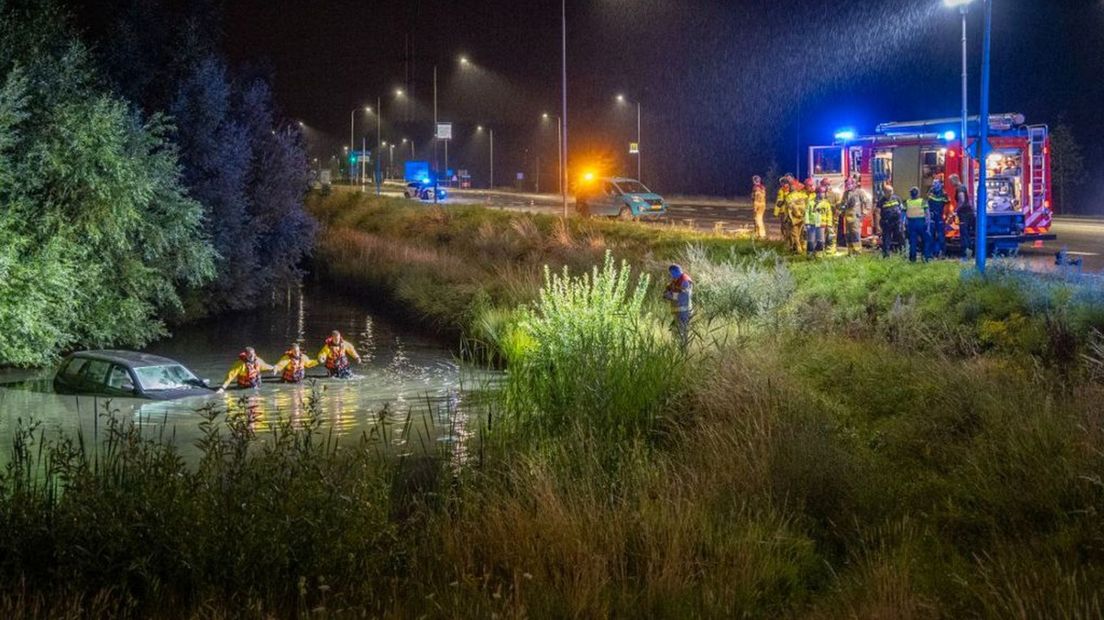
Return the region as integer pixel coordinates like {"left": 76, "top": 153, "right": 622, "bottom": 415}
{"left": 436, "top": 123, "right": 452, "bottom": 140}
{"left": 629, "top": 142, "right": 639, "bottom": 154}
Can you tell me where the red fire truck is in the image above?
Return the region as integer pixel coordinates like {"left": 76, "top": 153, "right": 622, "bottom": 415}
{"left": 808, "top": 113, "right": 1056, "bottom": 253}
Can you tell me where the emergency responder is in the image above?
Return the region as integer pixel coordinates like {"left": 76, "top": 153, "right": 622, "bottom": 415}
{"left": 752, "top": 175, "right": 767, "bottom": 239}
{"left": 949, "top": 174, "right": 974, "bottom": 257}
{"left": 878, "top": 184, "right": 905, "bottom": 257}
{"left": 664, "top": 264, "right": 693, "bottom": 345}
{"left": 805, "top": 185, "right": 832, "bottom": 256}
{"left": 904, "top": 187, "right": 932, "bottom": 262}
{"left": 818, "top": 179, "right": 836, "bottom": 253}
{"left": 316, "top": 330, "right": 361, "bottom": 379}
{"left": 217, "top": 347, "right": 273, "bottom": 392}
{"left": 927, "top": 179, "right": 951, "bottom": 258}
{"left": 272, "top": 343, "right": 318, "bottom": 384}
{"left": 774, "top": 174, "right": 793, "bottom": 244}
{"left": 841, "top": 178, "right": 870, "bottom": 255}
{"left": 785, "top": 178, "right": 809, "bottom": 254}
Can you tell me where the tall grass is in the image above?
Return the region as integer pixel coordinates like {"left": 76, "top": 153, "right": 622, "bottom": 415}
{"left": 496, "top": 250, "right": 685, "bottom": 444}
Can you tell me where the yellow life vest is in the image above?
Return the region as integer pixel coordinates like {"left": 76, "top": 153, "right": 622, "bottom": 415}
{"left": 905, "top": 198, "right": 926, "bottom": 219}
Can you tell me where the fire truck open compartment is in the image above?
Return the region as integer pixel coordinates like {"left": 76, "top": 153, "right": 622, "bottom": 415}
{"left": 808, "top": 114, "right": 1056, "bottom": 254}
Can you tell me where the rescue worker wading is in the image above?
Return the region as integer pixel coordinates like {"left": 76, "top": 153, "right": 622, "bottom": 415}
{"left": 664, "top": 264, "right": 693, "bottom": 345}
{"left": 905, "top": 186, "right": 933, "bottom": 263}
{"left": 752, "top": 175, "right": 768, "bottom": 239}
{"left": 218, "top": 347, "right": 273, "bottom": 393}
{"left": 317, "top": 330, "right": 361, "bottom": 379}
{"left": 774, "top": 174, "right": 793, "bottom": 246}
{"left": 949, "top": 174, "right": 974, "bottom": 257}
{"left": 879, "top": 184, "right": 905, "bottom": 258}
{"left": 785, "top": 178, "right": 810, "bottom": 254}
{"left": 841, "top": 178, "right": 870, "bottom": 255}
{"left": 927, "top": 179, "right": 951, "bottom": 258}
{"left": 272, "top": 343, "right": 318, "bottom": 384}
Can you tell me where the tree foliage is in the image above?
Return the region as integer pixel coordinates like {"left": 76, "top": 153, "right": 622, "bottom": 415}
{"left": 0, "top": 1, "right": 215, "bottom": 365}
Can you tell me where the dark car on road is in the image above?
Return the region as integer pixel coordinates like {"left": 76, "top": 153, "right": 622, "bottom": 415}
{"left": 404, "top": 181, "right": 447, "bottom": 201}
{"left": 53, "top": 350, "right": 212, "bottom": 400}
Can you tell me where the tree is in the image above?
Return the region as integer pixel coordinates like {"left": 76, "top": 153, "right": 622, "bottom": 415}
{"left": 0, "top": 1, "right": 215, "bottom": 365}
{"left": 1050, "top": 118, "right": 1084, "bottom": 214}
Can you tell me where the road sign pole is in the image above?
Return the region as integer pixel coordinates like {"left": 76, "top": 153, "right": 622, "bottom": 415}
{"left": 975, "top": 0, "right": 992, "bottom": 274}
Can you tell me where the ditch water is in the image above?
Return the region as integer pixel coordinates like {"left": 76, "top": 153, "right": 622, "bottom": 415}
{"left": 0, "top": 284, "right": 494, "bottom": 465}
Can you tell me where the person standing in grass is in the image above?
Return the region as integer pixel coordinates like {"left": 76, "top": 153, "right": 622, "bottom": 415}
{"left": 317, "top": 330, "right": 361, "bottom": 378}
{"left": 752, "top": 175, "right": 767, "bottom": 239}
{"left": 878, "top": 184, "right": 905, "bottom": 257}
{"left": 905, "top": 186, "right": 933, "bottom": 262}
{"left": 785, "top": 178, "right": 809, "bottom": 254}
{"left": 664, "top": 264, "right": 693, "bottom": 345}
{"left": 927, "top": 179, "right": 951, "bottom": 258}
{"left": 841, "top": 177, "right": 870, "bottom": 255}
{"left": 217, "top": 347, "right": 273, "bottom": 392}
{"left": 774, "top": 174, "right": 793, "bottom": 245}
{"left": 272, "top": 343, "right": 318, "bottom": 384}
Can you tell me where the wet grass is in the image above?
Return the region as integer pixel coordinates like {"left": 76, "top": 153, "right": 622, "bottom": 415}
{"left": 3, "top": 196, "right": 1104, "bottom": 616}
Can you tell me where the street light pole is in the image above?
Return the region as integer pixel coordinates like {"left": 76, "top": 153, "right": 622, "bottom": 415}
{"left": 975, "top": 0, "right": 993, "bottom": 274}
{"left": 959, "top": 5, "right": 969, "bottom": 185}
{"left": 490, "top": 128, "right": 495, "bottom": 189}
{"left": 376, "top": 95, "right": 382, "bottom": 196}
{"left": 560, "top": 0, "right": 568, "bottom": 217}
{"left": 636, "top": 100, "right": 642, "bottom": 182}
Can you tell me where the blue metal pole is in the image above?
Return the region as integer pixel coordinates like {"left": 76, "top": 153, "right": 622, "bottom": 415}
{"left": 975, "top": 0, "right": 992, "bottom": 273}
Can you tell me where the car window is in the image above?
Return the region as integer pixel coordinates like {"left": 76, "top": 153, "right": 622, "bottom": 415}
{"left": 60, "top": 357, "right": 90, "bottom": 381}
{"left": 134, "top": 365, "right": 198, "bottom": 391}
{"left": 107, "top": 365, "right": 133, "bottom": 391}
{"left": 80, "top": 359, "right": 111, "bottom": 390}
{"left": 615, "top": 181, "right": 650, "bottom": 194}
{"left": 603, "top": 182, "right": 618, "bottom": 197}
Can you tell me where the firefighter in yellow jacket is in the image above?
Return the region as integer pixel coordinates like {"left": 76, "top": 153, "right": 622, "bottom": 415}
{"left": 774, "top": 174, "right": 793, "bottom": 244}
{"left": 785, "top": 178, "right": 810, "bottom": 254}
{"left": 752, "top": 175, "right": 767, "bottom": 239}
{"left": 316, "top": 330, "right": 361, "bottom": 379}
{"left": 272, "top": 343, "right": 318, "bottom": 384}
{"left": 217, "top": 347, "right": 273, "bottom": 392}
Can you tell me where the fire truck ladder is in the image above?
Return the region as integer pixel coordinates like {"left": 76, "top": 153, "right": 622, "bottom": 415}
{"left": 1028, "top": 125, "right": 1048, "bottom": 217}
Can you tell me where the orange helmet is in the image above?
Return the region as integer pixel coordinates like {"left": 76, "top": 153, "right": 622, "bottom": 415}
{"left": 804, "top": 178, "right": 816, "bottom": 191}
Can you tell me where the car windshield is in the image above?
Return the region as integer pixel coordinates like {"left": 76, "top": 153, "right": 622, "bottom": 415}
{"left": 615, "top": 180, "right": 650, "bottom": 194}
{"left": 133, "top": 365, "right": 199, "bottom": 391}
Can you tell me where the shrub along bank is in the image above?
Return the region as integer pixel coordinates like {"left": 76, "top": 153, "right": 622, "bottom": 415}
{"left": 1, "top": 192, "right": 1103, "bottom": 616}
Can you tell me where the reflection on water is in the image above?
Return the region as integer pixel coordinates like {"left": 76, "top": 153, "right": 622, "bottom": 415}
{"left": 0, "top": 284, "right": 495, "bottom": 466}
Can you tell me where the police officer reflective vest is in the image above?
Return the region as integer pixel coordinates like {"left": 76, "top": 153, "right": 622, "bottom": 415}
{"left": 905, "top": 198, "right": 927, "bottom": 219}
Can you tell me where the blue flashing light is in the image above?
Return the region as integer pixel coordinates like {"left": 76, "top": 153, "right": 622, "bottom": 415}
{"left": 834, "top": 129, "right": 856, "bottom": 142}
{"left": 943, "top": 130, "right": 956, "bottom": 141}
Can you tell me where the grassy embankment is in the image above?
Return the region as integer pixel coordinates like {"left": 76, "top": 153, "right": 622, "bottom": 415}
{"left": 2, "top": 191, "right": 1104, "bottom": 617}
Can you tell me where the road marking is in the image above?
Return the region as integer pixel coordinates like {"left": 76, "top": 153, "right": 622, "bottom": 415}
{"left": 1065, "top": 251, "right": 1100, "bottom": 256}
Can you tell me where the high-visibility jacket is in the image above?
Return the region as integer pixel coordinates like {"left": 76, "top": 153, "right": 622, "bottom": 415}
{"left": 224, "top": 356, "right": 273, "bottom": 389}
{"left": 774, "top": 187, "right": 789, "bottom": 217}
{"left": 905, "top": 198, "right": 927, "bottom": 219}
{"left": 317, "top": 338, "right": 359, "bottom": 372}
{"left": 879, "top": 195, "right": 903, "bottom": 213}
{"left": 817, "top": 199, "right": 833, "bottom": 228}
{"left": 753, "top": 185, "right": 767, "bottom": 211}
{"left": 786, "top": 190, "right": 808, "bottom": 225}
{"left": 273, "top": 351, "right": 318, "bottom": 383}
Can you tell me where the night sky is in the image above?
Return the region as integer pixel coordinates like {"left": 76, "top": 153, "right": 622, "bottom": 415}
{"left": 211, "top": 0, "right": 1102, "bottom": 201}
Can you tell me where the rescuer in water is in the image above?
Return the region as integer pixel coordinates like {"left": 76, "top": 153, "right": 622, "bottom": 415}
{"left": 949, "top": 174, "right": 974, "bottom": 257}
{"left": 272, "top": 343, "right": 318, "bottom": 384}
{"left": 841, "top": 177, "right": 870, "bottom": 255}
{"left": 751, "top": 175, "right": 767, "bottom": 239}
{"left": 316, "top": 330, "right": 361, "bottom": 379}
{"left": 774, "top": 174, "right": 793, "bottom": 246}
{"left": 927, "top": 179, "right": 951, "bottom": 258}
{"left": 785, "top": 178, "right": 809, "bottom": 254}
{"left": 878, "top": 184, "right": 905, "bottom": 257}
{"left": 217, "top": 346, "right": 273, "bottom": 392}
{"left": 905, "top": 186, "right": 933, "bottom": 263}
{"left": 664, "top": 264, "right": 693, "bottom": 345}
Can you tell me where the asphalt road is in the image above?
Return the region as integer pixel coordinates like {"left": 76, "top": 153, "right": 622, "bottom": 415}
{"left": 341, "top": 183, "right": 1104, "bottom": 273}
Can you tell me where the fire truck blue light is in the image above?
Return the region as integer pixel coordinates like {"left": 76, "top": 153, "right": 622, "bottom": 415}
{"left": 943, "top": 130, "right": 957, "bottom": 141}
{"left": 834, "top": 129, "right": 856, "bottom": 141}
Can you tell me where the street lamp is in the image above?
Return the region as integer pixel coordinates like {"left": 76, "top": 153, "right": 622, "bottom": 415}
{"left": 477, "top": 125, "right": 495, "bottom": 189}
{"left": 615, "top": 93, "right": 642, "bottom": 182}
{"left": 945, "top": 0, "right": 990, "bottom": 273}
{"left": 350, "top": 106, "right": 370, "bottom": 185}
{"left": 402, "top": 137, "right": 414, "bottom": 159}
{"left": 542, "top": 113, "right": 563, "bottom": 195}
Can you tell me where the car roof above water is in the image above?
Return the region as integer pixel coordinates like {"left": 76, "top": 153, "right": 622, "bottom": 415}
{"left": 68, "top": 350, "right": 180, "bottom": 368}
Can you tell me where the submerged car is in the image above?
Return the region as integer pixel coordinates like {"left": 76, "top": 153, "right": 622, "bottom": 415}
{"left": 53, "top": 350, "right": 212, "bottom": 400}
{"left": 575, "top": 177, "right": 667, "bottom": 220}
{"left": 404, "top": 181, "right": 447, "bottom": 201}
